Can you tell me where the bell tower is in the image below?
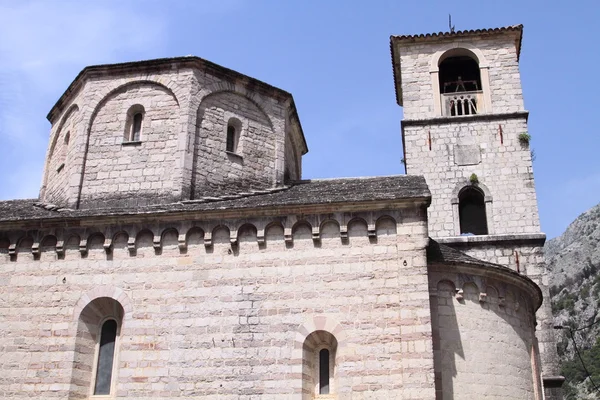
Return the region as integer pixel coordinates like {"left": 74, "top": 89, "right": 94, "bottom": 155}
{"left": 391, "top": 25, "right": 564, "bottom": 399}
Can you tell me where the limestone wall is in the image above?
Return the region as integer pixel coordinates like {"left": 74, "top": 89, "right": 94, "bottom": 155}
{"left": 80, "top": 82, "right": 181, "bottom": 206}
{"left": 429, "top": 265, "right": 543, "bottom": 400}
{"left": 0, "top": 208, "right": 436, "bottom": 399}
{"left": 43, "top": 105, "right": 80, "bottom": 206}
{"left": 439, "top": 238, "right": 562, "bottom": 382}
{"left": 403, "top": 116, "right": 539, "bottom": 238}
{"left": 193, "top": 91, "right": 277, "bottom": 197}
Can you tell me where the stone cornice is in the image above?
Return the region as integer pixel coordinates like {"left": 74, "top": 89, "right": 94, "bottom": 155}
{"left": 434, "top": 233, "right": 546, "bottom": 247}
{"left": 0, "top": 197, "right": 430, "bottom": 231}
{"left": 429, "top": 261, "right": 543, "bottom": 311}
{"left": 401, "top": 111, "right": 529, "bottom": 128}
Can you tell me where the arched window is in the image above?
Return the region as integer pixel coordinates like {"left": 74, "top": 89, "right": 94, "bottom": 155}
{"left": 124, "top": 105, "right": 145, "bottom": 142}
{"left": 302, "top": 330, "right": 338, "bottom": 399}
{"left": 439, "top": 52, "right": 482, "bottom": 116}
{"left": 226, "top": 117, "right": 242, "bottom": 154}
{"left": 70, "top": 297, "right": 123, "bottom": 398}
{"left": 93, "top": 319, "right": 118, "bottom": 395}
{"left": 458, "top": 187, "right": 488, "bottom": 235}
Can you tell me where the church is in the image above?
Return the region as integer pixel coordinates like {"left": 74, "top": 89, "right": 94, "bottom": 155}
{"left": 0, "top": 25, "right": 564, "bottom": 399}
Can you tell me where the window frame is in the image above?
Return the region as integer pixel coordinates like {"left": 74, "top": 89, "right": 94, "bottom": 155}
{"left": 89, "top": 317, "right": 121, "bottom": 399}
{"left": 451, "top": 182, "right": 494, "bottom": 236}
{"left": 225, "top": 117, "right": 243, "bottom": 155}
{"left": 429, "top": 46, "right": 493, "bottom": 117}
{"left": 123, "top": 105, "right": 146, "bottom": 144}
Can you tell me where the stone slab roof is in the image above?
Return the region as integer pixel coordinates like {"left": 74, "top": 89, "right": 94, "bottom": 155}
{"left": 427, "top": 238, "right": 543, "bottom": 309}
{"left": 0, "top": 175, "right": 430, "bottom": 224}
{"left": 426, "top": 238, "right": 504, "bottom": 269}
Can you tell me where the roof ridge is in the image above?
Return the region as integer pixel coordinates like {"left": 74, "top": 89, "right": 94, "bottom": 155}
{"left": 390, "top": 24, "right": 523, "bottom": 40}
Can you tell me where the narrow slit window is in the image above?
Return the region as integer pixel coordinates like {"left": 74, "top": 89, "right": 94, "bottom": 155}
{"left": 226, "top": 125, "right": 236, "bottom": 152}
{"left": 94, "top": 319, "right": 117, "bottom": 395}
{"left": 319, "top": 349, "right": 330, "bottom": 394}
{"left": 131, "top": 113, "right": 143, "bottom": 141}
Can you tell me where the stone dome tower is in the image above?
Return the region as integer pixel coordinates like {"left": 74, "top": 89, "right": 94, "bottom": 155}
{"left": 40, "top": 57, "right": 307, "bottom": 209}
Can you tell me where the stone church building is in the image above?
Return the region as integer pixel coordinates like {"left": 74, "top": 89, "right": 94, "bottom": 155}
{"left": 0, "top": 25, "right": 564, "bottom": 399}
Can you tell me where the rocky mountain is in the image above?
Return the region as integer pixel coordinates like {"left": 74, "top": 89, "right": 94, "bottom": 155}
{"left": 545, "top": 203, "right": 600, "bottom": 399}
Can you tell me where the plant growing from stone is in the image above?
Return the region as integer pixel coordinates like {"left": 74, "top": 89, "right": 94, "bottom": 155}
{"left": 519, "top": 132, "right": 531, "bottom": 145}
{"left": 469, "top": 173, "right": 479, "bottom": 184}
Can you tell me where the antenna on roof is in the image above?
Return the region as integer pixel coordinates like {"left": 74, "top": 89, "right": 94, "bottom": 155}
{"left": 449, "top": 14, "right": 455, "bottom": 33}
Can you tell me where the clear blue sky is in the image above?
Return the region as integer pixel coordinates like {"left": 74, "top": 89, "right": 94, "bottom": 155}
{"left": 0, "top": 0, "right": 598, "bottom": 239}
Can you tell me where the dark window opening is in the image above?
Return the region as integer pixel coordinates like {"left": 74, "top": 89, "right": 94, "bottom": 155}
{"left": 226, "top": 125, "right": 236, "bottom": 153}
{"left": 319, "top": 349, "right": 330, "bottom": 394}
{"left": 94, "top": 319, "right": 117, "bottom": 395}
{"left": 459, "top": 187, "right": 488, "bottom": 235}
{"left": 131, "top": 113, "right": 143, "bottom": 141}
{"left": 439, "top": 56, "right": 481, "bottom": 94}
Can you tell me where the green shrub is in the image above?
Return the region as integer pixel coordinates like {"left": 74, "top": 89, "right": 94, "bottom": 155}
{"left": 519, "top": 132, "right": 531, "bottom": 145}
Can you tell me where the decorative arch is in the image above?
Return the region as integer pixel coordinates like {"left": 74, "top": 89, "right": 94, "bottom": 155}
{"left": 160, "top": 228, "right": 179, "bottom": 250}
{"left": 429, "top": 44, "right": 489, "bottom": 72}
{"left": 70, "top": 290, "right": 130, "bottom": 399}
{"left": 451, "top": 181, "right": 493, "bottom": 236}
{"left": 72, "top": 286, "right": 133, "bottom": 323}
{"left": 194, "top": 78, "right": 275, "bottom": 125}
{"left": 42, "top": 104, "right": 80, "bottom": 202}
{"left": 320, "top": 219, "right": 340, "bottom": 240}
{"left": 294, "top": 317, "right": 346, "bottom": 400}
{"left": 185, "top": 226, "right": 204, "bottom": 247}
{"left": 76, "top": 80, "right": 181, "bottom": 208}
{"left": 237, "top": 223, "right": 258, "bottom": 243}
{"left": 451, "top": 180, "right": 493, "bottom": 201}
{"left": 56, "top": 104, "right": 81, "bottom": 136}
{"left": 292, "top": 220, "right": 312, "bottom": 241}
{"left": 428, "top": 44, "right": 492, "bottom": 116}
{"left": 264, "top": 221, "right": 285, "bottom": 247}
{"left": 375, "top": 215, "right": 397, "bottom": 236}
{"left": 195, "top": 88, "right": 275, "bottom": 132}
{"left": 347, "top": 217, "right": 368, "bottom": 239}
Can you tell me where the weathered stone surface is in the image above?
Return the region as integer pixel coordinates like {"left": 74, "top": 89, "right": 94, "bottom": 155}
{"left": 0, "top": 24, "right": 560, "bottom": 400}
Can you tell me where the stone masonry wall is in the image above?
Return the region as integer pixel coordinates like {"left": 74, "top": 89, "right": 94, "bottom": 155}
{"left": 41, "top": 61, "right": 304, "bottom": 209}
{"left": 404, "top": 116, "right": 540, "bottom": 238}
{"left": 395, "top": 33, "right": 523, "bottom": 120}
{"left": 429, "top": 267, "right": 542, "bottom": 399}
{"left": 0, "top": 208, "right": 436, "bottom": 400}
{"left": 43, "top": 105, "right": 80, "bottom": 206}
{"left": 193, "top": 91, "right": 277, "bottom": 198}
{"left": 80, "top": 83, "right": 181, "bottom": 207}
{"left": 441, "top": 239, "right": 562, "bottom": 382}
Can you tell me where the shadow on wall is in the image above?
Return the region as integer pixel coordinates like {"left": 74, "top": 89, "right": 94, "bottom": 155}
{"left": 430, "top": 278, "right": 540, "bottom": 399}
